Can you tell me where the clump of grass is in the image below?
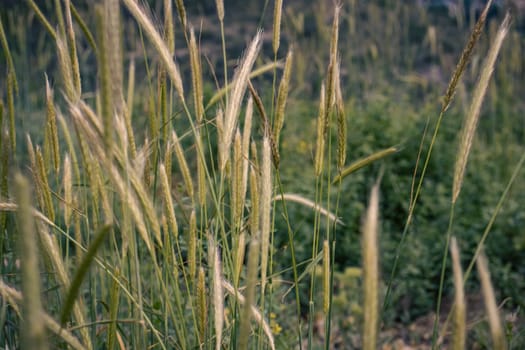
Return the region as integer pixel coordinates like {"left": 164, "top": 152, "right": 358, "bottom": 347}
{"left": 450, "top": 237, "right": 466, "bottom": 350}
{"left": 1, "top": 1, "right": 521, "bottom": 349}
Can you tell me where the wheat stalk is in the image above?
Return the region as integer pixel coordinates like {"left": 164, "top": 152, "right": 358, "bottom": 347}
{"left": 362, "top": 183, "right": 380, "bottom": 350}
{"left": 477, "top": 252, "right": 507, "bottom": 350}
{"left": 220, "top": 32, "right": 261, "bottom": 171}
{"left": 15, "top": 174, "right": 48, "bottom": 350}
{"left": 452, "top": 13, "right": 510, "bottom": 203}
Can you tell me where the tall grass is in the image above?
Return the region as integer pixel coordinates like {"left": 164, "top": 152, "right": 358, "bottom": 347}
{"left": 0, "top": 1, "right": 522, "bottom": 349}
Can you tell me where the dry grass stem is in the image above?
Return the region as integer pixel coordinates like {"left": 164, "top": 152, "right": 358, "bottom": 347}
{"left": 323, "top": 239, "right": 330, "bottom": 314}
{"left": 189, "top": 210, "right": 197, "bottom": 280}
{"left": 45, "top": 77, "right": 60, "bottom": 173}
{"left": 64, "top": 0, "right": 81, "bottom": 98}
{"left": 164, "top": 0, "right": 175, "bottom": 54}
{"left": 15, "top": 174, "right": 48, "bottom": 350}
{"left": 160, "top": 164, "right": 178, "bottom": 238}
{"left": 335, "top": 60, "right": 346, "bottom": 170}
{"left": 232, "top": 129, "right": 243, "bottom": 226}
{"left": 7, "top": 71, "right": 16, "bottom": 152}
{"left": 326, "top": 4, "right": 340, "bottom": 113}
{"left": 238, "top": 239, "right": 260, "bottom": 349}
{"left": 63, "top": 154, "right": 72, "bottom": 228}
{"left": 105, "top": 0, "right": 123, "bottom": 115}
{"left": 172, "top": 131, "right": 195, "bottom": 201}
{"left": 260, "top": 136, "right": 272, "bottom": 294}
{"left": 450, "top": 237, "right": 466, "bottom": 350}
{"left": 249, "top": 164, "right": 260, "bottom": 236}
{"left": 477, "top": 252, "right": 507, "bottom": 350}
{"left": 273, "top": 193, "right": 343, "bottom": 225}
{"left": 241, "top": 97, "right": 253, "bottom": 202}
{"left": 332, "top": 147, "right": 398, "bottom": 184}
{"left": 234, "top": 230, "right": 246, "bottom": 287}
{"left": 0, "top": 16, "right": 18, "bottom": 92}
{"left": 174, "top": 0, "right": 187, "bottom": 28}
{"left": 362, "top": 183, "right": 379, "bottom": 350}
{"left": 210, "top": 236, "right": 224, "bottom": 350}
{"left": 273, "top": 0, "right": 283, "bottom": 55}
{"left": 274, "top": 49, "right": 293, "bottom": 147}
{"left": 442, "top": 0, "right": 493, "bottom": 111}
{"left": 215, "top": 0, "right": 224, "bottom": 21}
{"left": 452, "top": 13, "right": 510, "bottom": 203}
{"left": 221, "top": 32, "right": 261, "bottom": 170}
{"left": 56, "top": 33, "right": 77, "bottom": 101}
{"left": 197, "top": 267, "right": 207, "bottom": 344}
{"left": 189, "top": 27, "right": 204, "bottom": 124}
{"left": 36, "top": 147, "right": 55, "bottom": 222}
{"left": 314, "top": 84, "right": 327, "bottom": 176}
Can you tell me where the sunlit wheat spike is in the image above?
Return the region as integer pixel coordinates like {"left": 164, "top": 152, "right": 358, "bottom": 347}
{"left": 26, "top": 136, "right": 44, "bottom": 210}
{"left": 326, "top": 4, "right": 340, "bottom": 113}
{"left": 64, "top": 0, "right": 81, "bottom": 98}
{"left": 442, "top": 0, "right": 493, "bottom": 111}
{"left": 274, "top": 49, "right": 293, "bottom": 147}
{"left": 105, "top": 0, "right": 124, "bottom": 114}
{"left": 125, "top": 59, "right": 138, "bottom": 158}
{"left": 189, "top": 27, "right": 204, "bottom": 124}
{"left": 15, "top": 174, "right": 48, "bottom": 350}
{"left": 197, "top": 267, "right": 207, "bottom": 344}
{"left": 189, "top": 210, "right": 197, "bottom": 280}
{"left": 215, "top": 0, "right": 224, "bottom": 21}
{"left": 362, "top": 182, "right": 380, "bottom": 350}
{"left": 314, "top": 84, "right": 327, "bottom": 176}
{"left": 174, "top": 0, "right": 187, "bottom": 28}
{"left": 45, "top": 76, "right": 60, "bottom": 174}
{"left": 232, "top": 129, "right": 243, "bottom": 226}
{"left": 238, "top": 239, "right": 260, "bottom": 350}
{"left": 160, "top": 164, "right": 178, "bottom": 238}
{"left": 95, "top": 4, "right": 113, "bottom": 153}
{"left": 122, "top": 0, "right": 185, "bottom": 102}
{"left": 63, "top": 154, "right": 72, "bottom": 228}
{"left": 249, "top": 164, "right": 260, "bottom": 236}
{"left": 195, "top": 130, "right": 207, "bottom": 206}
{"left": 241, "top": 98, "right": 253, "bottom": 199}
{"left": 234, "top": 229, "right": 246, "bottom": 287}
{"left": 260, "top": 136, "right": 272, "bottom": 295}
{"left": 216, "top": 108, "right": 225, "bottom": 171}
{"left": 36, "top": 147, "right": 55, "bottom": 223}
{"left": 335, "top": 60, "right": 346, "bottom": 171}
{"left": 56, "top": 32, "right": 77, "bottom": 102}
{"left": 221, "top": 31, "right": 262, "bottom": 171}
{"left": 272, "top": 0, "right": 283, "bottom": 55}
{"left": 209, "top": 236, "right": 224, "bottom": 350}
{"left": 452, "top": 13, "right": 510, "bottom": 204}
{"left": 164, "top": 0, "right": 175, "bottom": 54}
{"left": 450, "top": 237, "right": 466, "bottom": 350}
{"left": 477, "top": 252, "right": 507, "bottom": 350}
{"left": 172, "top": 131, "right": 194, "bottom": 201}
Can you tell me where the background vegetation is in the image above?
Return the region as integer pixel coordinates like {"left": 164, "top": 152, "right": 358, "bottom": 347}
{"left": 1, "top": 0, "right": 524, "bottom": 349}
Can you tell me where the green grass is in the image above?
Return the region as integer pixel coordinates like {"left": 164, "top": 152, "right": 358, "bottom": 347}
{"left": 1, "top": 0, "right": 524, "bottom": 349}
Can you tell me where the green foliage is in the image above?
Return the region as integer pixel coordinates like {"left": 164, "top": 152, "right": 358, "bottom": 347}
{"left": 1, "top": 0, "right": 524, "bottom": 349}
